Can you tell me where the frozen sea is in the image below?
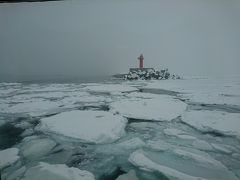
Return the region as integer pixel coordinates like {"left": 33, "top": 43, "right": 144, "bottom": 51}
{"left": 0, "top": 76, "right": 240, "bottom": 180}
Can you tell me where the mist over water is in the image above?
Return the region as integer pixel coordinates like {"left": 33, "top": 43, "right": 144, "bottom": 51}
{"left": 0, "top": 0, "right": 240, "bottom": 81}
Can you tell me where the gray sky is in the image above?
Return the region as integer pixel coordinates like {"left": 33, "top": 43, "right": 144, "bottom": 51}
{"left": 0, "top": 0, "right": 240, "bottom": 81}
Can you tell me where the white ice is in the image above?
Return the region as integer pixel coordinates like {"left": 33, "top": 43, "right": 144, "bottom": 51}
{"left": 111, "top": 93, "right": 187, "bottom": 121}
{"left": 0, "top": 148, "right": 19, "bottom": 169}
{"left": 182, "top": 110, "right": 240, "bottom": 138}
{"left": 37, "top": 110, "right": 127, "bottom": 144}
{"left": 21, "top": 162, "right": 95, "bottom": 180}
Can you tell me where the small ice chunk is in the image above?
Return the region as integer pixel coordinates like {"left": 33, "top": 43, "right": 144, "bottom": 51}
{"left": 21, "top": 138, "right": 57, "bottom": 159}
{"left": 192, "top": 140, "right": 214, "bottom": 151}
{"left": 116, "top": 170, "right": 139, "bottom": 180}
{"left": 0, "top": 148, "right": 19, "bottom": 169}
{"left": 37, "top": 110, "right": 127, "bottom": 144}
{"left": 21, "top": 162, "right": 95, "bottom": 180}
{"left": 111, "top": 95, "right": 187, "bottom": 121}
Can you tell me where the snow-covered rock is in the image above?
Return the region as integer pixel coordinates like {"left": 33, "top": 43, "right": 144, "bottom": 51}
{"left": 37, "top": 110, "right": 127, "bottom": 144}
{"left": 111, "top": 94, "right": 187, "bottom": 121}
{"left": 182, "top": 110, "right": 240, "bottom": 138}
{"left": 0, "top": 148, "right": 19, "bottom": 169}
{"left": 21, "top": 162, "right": 95, "bottom": 180}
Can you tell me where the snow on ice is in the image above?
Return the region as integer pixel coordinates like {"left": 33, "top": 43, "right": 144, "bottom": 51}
{"left": 37, "top": 110, "right": 127, "bottom": 143}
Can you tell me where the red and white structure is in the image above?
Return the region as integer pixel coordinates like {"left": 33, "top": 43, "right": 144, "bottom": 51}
{"left": 138, "top": 54, "right": 144, "bottom": 68}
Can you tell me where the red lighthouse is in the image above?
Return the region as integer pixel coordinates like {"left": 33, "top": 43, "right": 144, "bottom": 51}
{"left": 138, "top": 54, "right": 144, "bottom": 68}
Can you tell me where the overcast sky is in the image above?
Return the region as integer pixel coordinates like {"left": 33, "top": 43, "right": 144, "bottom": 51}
{"left": 0, "top": 0, "right": 240, "bottom": 81}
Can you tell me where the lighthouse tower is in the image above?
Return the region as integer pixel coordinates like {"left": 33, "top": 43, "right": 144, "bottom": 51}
{"left": 129, "top": 54, "right": 154, "bottom": 73}
{"left": 138, "top": 54, "right": 144, "bottom": 68}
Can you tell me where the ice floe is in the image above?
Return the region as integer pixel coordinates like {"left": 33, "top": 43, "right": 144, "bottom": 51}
{"left": 146, "top": 140, "right": 171, "bottom": 151}
{"left": 115, "top": 137, "right": 146, "bottom": 150}
{"left": 21, "top": 138, "right": 57, "bottom": 159}
{"left": 173, "top": 149, "right": 226, "bottom": 169}
{"left": 0, "top": 148, "right": 19, "bottom": 169}
{"left": 211, "top": 143, "right": 233, "bottom": 154}
{"left": 116, "top": 170, "right": 139, "bottom": 180}
{"left": 2, "top": 100, "right": 62, "bottom": 117}
{"left": 37, "top": 110, "right": 127, "bottom": 143}
{"left": 129, "top": 149, "right": 239, "bottom": 180}
{"left": 82, "top": 84, "right": 138, "bottom": 94}
{"left": 129, "top": 150, "right": 209, "bottom": 180}
{"left": 182, "top": 110, "right": 240, "bottom": 138}
{"left": 145, "top": 77, "right": 240, "bottom": 106}
{"left": 21, "top": 162, "right": 95, "bottom": 180}
{"left": 163, "top": 128, "right": 197, "bottom": 140}
{"left": 192, "top": 139, "right": 213, "bottom": 151}
{"left": 111, "top": 94, "right": 187, "bottom": 121}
